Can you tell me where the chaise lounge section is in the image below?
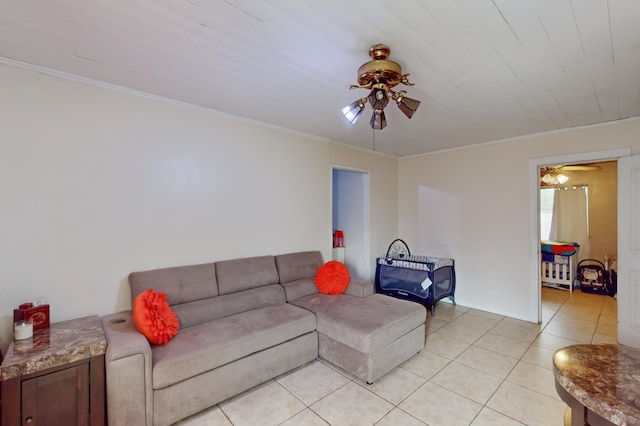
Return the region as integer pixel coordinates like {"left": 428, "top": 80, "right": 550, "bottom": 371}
{"left": 276, "top": 251, "right": 426, "bottom": 384}
{"left": 101, "top": 251, "right": 426, "bottom": 425}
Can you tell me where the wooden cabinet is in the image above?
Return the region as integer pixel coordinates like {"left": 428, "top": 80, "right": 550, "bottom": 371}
{"left": 0, "top": 316, "right": 106, "bottom": 426}
{"left": 24, "top": 363, "right": 89, "bottom": 425}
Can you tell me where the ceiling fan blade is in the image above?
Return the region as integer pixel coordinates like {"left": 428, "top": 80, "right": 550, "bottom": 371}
{"left": 557, "top": 164, "right": 601, "bottom": 171}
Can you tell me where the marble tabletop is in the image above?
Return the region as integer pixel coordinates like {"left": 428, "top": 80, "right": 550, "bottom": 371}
{"left": 0, "top": 315, "right": 106, "bottom": 381}
{"left": 553, "top": 344, "right": 640, "bottom": 426}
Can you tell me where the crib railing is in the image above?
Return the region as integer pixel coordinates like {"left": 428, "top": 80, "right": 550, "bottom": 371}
{"left": 541, "top": 253, "right": 576, "bottom": 292}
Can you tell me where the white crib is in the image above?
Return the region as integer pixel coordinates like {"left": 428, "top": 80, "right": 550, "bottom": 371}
{"left": 541, "top": 241, "right": 579, "bottom": 292}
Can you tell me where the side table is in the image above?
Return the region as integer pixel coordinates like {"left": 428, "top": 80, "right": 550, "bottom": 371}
{"left": 0, "top": 315, "right": 107, "bottom": 426}
{"left": 553, "top": 344, "right": 640, "bottom": 426}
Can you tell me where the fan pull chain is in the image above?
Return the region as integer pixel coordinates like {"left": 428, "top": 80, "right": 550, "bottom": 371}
{"left": 372, "top": 128, "right": 376, "bottom": 151}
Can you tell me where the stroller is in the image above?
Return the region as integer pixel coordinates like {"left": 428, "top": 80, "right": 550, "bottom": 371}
{"left": 576, "top": 259, "right": 609, "bottom": 295}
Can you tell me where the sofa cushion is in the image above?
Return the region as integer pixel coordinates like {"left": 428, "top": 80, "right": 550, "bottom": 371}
{"left": 150, "top": 302, "right": 316, "bottom": 389}
{"left": 343, "top": 279, "right": 375, "bottom": 298}
{"left": 275, "top": 251, "right": 324, "bottom": 284}
{"left": 280, "top": 278, "right": 318, "bottom": 301}
{"left": 129, "top": 263, "right": 217, "bottom": 306}
{"left": 171, "top": 284, "right": 286, "bottom": 329}
{"left": 290, "top": 293, "right": 426, "bottom": 354}
{"left": 280, "top": 276, "right": 376, "bottom": 301}
{"left": 215, "top": 255, "right": 279, "bottom": 295}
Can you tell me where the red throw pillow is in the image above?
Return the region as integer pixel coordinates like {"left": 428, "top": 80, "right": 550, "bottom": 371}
{"left": 315, "top": 261, "right": 350, "bottom": 295}
{"left": 132, "top": 289, "right": 179, "bottom": 345}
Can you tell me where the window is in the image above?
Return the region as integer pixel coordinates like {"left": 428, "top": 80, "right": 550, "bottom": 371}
{"left": 540, "top": 188, "right": 554, "bottom": 240}
{"left": 540, "top": 185, "right": 590, "bottom": 260}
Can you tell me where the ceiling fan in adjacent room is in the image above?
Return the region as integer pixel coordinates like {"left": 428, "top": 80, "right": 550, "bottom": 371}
{"left": 540, "top": 163, "right": 601, "bottom": 186}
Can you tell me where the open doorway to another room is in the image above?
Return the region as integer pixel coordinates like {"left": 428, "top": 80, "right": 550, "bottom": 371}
{"left": 538, "top": 160, "right": 618, "bottom": 309}
{"left": 331, "top": 167, "right": 371, "bottom": 280}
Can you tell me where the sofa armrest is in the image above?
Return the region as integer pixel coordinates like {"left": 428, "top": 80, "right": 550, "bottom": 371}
{"left": 101, "top": 311, "right": 153, "bottom": 426}
{"left": 344, "top": 279, "right": 375, "bottom": 297}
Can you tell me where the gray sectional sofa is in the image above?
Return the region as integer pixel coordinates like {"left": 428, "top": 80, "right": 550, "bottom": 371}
{"left": 101, "top": 251, "right": 426, "bottom": 426}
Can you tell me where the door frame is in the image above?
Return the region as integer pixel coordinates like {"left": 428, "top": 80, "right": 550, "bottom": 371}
{"left": 331, "top": 165, "right": 371, "bottom": 280}
{"left": 529, "top": 148, "right": 631, "bottom": 323}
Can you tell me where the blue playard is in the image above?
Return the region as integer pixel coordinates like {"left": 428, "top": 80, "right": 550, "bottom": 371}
{"left": 375, "top": 240, "right": 456, "bottom": 316}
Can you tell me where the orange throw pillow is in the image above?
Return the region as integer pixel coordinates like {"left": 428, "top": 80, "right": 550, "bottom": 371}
{"left": 132, "top": 289, "right": 179, "bottom": 345}
{"left": 315, "top": 261, "right": 350, "bottom": 295}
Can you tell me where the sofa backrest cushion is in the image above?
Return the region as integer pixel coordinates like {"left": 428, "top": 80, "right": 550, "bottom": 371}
{"left": 171, "top": 285, "right": 286, "bottom": 328}
{"left": 129, "top": 258, "right": 287, "bottom": 329}
{"left": 129, "top": 263, "right": 218, "bottom": 305}
{"left": 129, "top": 263, "right": 218, "bottom": 329}
{"left": 275, "top": 251, "right": 325, "bottom": 301}
{"left": 275, "top": 251, "right": 324, "bottom": 283}
{"left": 215, "top": 255, "right": 279, "bottom": 295}
{"left": 279, "top": 278, "right": 318, "bottom": 301}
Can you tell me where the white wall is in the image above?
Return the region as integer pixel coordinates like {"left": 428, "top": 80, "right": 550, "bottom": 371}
{"left": 12, "top": 55, "right": 637, "bottom": 348}
{"left": 398, "top": 119, "right": 640, "bottom": 321}
{"left": 0, "top": 64, "right": 398, "bottom": 352}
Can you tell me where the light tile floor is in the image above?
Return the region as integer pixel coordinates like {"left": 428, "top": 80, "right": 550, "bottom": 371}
{"left": 177, "top": 288, "right": 617, "bottom": 426}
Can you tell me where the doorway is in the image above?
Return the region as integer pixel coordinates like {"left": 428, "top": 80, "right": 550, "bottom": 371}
{"left": 332, "top": 167, "right": 371, "bottom": 280}
{"left": 529, "top": 148, "right": 631, "bottom": 323}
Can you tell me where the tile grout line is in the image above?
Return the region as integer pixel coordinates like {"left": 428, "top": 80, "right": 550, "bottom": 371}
{"left": 422, "top": 294, "right": 571, "bottom": 425}
{"left": 191, "top": 289, "right": 615, "bottom": 425}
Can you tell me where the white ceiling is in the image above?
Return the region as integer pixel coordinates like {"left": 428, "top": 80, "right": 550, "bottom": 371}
{"left": 1, "top": 1, "right": 639, "bottom": 157}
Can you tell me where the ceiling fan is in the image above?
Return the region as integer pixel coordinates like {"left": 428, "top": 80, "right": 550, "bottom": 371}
{"left": 549, "top": 163, "right": 602, "bottom": 172}
{"left": 540, "top": 163, "right": 601, "bottom": 185}
{"left": 341, "top": 44, "right": 421, "bottom": 130}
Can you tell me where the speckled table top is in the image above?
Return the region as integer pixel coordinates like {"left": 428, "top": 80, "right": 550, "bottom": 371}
{"left": 553, "top": 344, "right": 640, "bottom": 426}
{"left": 0, "top": 315, "right": 106, "bottom": 381}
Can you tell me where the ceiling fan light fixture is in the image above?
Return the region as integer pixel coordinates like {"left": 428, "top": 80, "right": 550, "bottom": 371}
{"left": 370, "top": 109, "right": 387, "bottom": 130}
{"left": 343, "top": 44, "right": 420, "bottom": 129}
{"left": 541, "top": 172, "right": 569, "bottom": 185}
{"left": 368, "top": 86, "right": 389, "bottom": 110}
{"left": 396, "top": 96, "right": 421, "bottom": 119}
{"left": 341, "top": 98, "right": 366, "bottom": 125}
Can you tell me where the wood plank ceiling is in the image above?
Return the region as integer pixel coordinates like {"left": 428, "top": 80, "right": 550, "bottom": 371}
{"left": 1, "top": 0, "right": 639, "bottom": 157}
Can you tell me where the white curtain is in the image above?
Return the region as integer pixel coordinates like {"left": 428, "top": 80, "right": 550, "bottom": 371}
{"left": 549, "top": 186, "right": 590, "bottom": 261}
